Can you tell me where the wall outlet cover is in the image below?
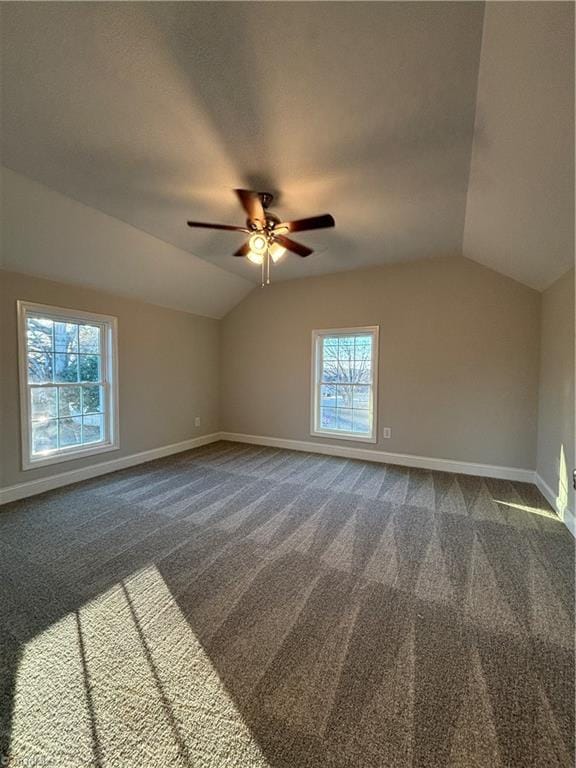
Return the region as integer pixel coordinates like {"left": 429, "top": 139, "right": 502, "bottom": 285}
{"left": 383, "top": 427, "right": 391, "bottom": 438}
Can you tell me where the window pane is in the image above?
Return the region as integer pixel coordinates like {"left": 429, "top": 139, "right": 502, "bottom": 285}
{"left": 54, "top": 353, "right": 79, "bottom": 382}
{"left": 59, "top": 417, "right": 82, "bottom": 447}
{"left": 31, "top": 387, "right": 57, "bottom": 421}
{"left": 322, "top": 338, "right": 339, "bottom": 362}
{"left": 353, "top": 410, "right": 371, "bottom": 434}
{"left": 28, "top": 352, "right": 53, "bottom": 383}
{"left": 320, "top": 383, "right": 336, "bottom": 406}
{"left": 354, "top": 335, "right": 372, "bottom": 357}
{"left": 32, "top": 419, "right": 58, "bottom": 454}
{"left": 59, "top": 386, "right": 82, "bottom": 417}
{"left": 356, "top": 360, "right": 372, "bottom": 384}
{"left": 79, "top": 354, "right": 101, "bottom": 382}
{"left": 321, "top": 340, "right": 373, "bottom": 384}
{"left": 336, "top": 408, "right": 354, "bottom": 431}
{"left": 336, "top": 385, "right": 353, "bottom": 408}
{"left": 337, "top": 338, "right": 355, "bottom": 366}
{"left": 82, "top": 414, "right": 104, "bottom": 444}
{"left": 22, "top": 305, "right": 115, "bottom": 465}
{"left": 54, "top": 322, "right": 78, "bottom": 353}
{"left": 338, "top": 336, "right": 355, "bottom": 351}
{"left": 79, "top": 324, "right": 101, "bottom": 354}
{"left": 320, "top": 406, "right": 336, "bottom": 430}
{"left": 352, "top": 385, "right": 370, "bottom": 409}
{"left": 27, "top": 318, "right": 53, "bottom": 351}
{"left": 322, "top": 357, "right": 349, "bottom": 383}
{"left": 82, "top": 385, "right": 103, "bottom": 414}
{"left": 315, "top": 329, "right": 377, "bottom": 439}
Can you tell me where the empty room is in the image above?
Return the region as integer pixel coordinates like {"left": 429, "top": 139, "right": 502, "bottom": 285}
{"left": 1, "top": 2, "right": 574, "bottom": 767}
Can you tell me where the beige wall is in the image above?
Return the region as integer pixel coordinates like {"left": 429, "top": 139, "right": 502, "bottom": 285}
{"left": 1, "top": 270, "right": 220, "bottom": 489}
{"left": 537, "top": 269, "right": 575, "bottom": 527}
{"left": 221, "top": 256, "right": 541, "bottom": 469}
{"left": 2, "top": 257, "right": 562, "bottom": 496}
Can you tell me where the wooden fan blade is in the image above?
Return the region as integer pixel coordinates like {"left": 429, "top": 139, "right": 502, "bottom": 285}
{"left": 235, "top": 189, "right": 266, "bottom": 226}
{"left": 187, "top": 221, "right": 250, "bottom": 232}
{"left": 274, "top": 234, "right": 313, "bottom": 257}
{"left": 275, "top": 214, "right": 335, "bottom": 233}
{"left": 233, "top": 242, "right": 251, "bottom": 257}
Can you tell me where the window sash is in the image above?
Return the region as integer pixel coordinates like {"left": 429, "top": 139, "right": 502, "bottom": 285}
{"left": 18, "top": 301, "right": 119, "bottom": 470}
{"left": 28, "top": 382, "right": 108, "bottom": 455}
{"left": 311, "top": 327, "right": 379, "bottom": 443}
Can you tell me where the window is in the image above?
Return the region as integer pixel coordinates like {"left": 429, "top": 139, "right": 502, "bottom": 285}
{"left": 311, "top": 326, "right": 379, "bottom": 443}
{"left": 18, "top": 301, "right": 119, "bottom": 469}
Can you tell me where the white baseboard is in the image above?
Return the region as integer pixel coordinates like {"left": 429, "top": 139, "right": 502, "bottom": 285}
{"left": 535, "top": 473, "right": 576, "bottom": 538}
{"left": 0, "top": 432, "right": 222, "bottom": 505}
{"left": 5, "top": 431, "right": 572, "bottom": 540}
{"left": 220, "top": 431, "right": 535, "bottom": 483}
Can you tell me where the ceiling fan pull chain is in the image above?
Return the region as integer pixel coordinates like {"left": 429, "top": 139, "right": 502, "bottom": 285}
{"left": 266, "top": 249, "right": 271, "bottom": 285}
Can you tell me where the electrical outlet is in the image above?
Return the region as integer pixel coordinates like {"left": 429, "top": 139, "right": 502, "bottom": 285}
{"left": 194, "top": 417, "right": 201, "bottom": 428}
{"left": 383, "top": 427, "right": 391, "bottom": 439}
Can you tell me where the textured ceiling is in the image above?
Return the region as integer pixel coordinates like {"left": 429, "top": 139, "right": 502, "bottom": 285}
{"left": 1, "top": 1, "right": 572, "bottom": 297}
{"left": 1, "top": 1, "right": 485, "bottom": 286}
{"left": 463, "top": 1, "right": 574, "bottom": 290}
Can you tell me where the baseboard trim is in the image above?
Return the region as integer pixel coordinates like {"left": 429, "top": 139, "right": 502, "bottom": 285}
{"left": 535, "top": 473, "right": 576, "bottom": 538}
{"left": 5, "top": 431, "right": 569, "bottom": 537}
{"left": 220, "top": 432, "right": 535, "bottom": 483}
{"left": 0, "top": 432, "right": 222, "bottom": 505}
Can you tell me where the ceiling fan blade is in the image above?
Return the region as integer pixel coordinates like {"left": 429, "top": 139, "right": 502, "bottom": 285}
{"left": 274, "top": 234, "right": 313, "bottom": 257}
{"left": 235, "top": 189, "right": 266, "bottom": 226}
{"left": 233, "top": 242, "right": 251, "bottom": 257}
{"left": 275, "top": 214, "right": 335, "bottom": 233}
{"left": 187, "top": 220, "right": 250, "bottom": 232}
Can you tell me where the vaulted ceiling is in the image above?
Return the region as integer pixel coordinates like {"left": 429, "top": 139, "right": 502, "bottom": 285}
{"left": 1, "top": 2, "right": 573, "bottom": 312}
{"left": 464, "top": 2, "right": 574, "bottom": 290}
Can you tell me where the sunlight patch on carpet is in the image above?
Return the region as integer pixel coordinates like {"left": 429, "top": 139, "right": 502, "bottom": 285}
{"left": 10, "top": 565, "right": 270, "bottom": 768}
{"left": 494, "top": 500, "right": 560, "bottom": 520}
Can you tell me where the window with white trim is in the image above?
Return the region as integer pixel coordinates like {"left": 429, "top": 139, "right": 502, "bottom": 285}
{"left": 18, "top": 302, "right": 119, "bottom": 469}
{"left": 311, "top": 327, "right": 379, "bottom": 443}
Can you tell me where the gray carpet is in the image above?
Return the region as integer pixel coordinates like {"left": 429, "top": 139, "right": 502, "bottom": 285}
{"left": 0, "top": 441, "right": 574, "bottom": 767}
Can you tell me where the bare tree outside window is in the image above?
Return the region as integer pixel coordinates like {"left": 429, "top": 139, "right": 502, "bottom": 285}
{"left": 315, "top": 331, "right": 376, "bottom": 437}
{"left": 25, "top": 316, "right": 104, "bottom": 453}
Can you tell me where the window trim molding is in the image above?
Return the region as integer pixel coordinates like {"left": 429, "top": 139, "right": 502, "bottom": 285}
{"left": 17, "top": 300, "right": 120, "bottom": 471}
{"left": 310, "top": 325, "right": 379, "bottom": 444}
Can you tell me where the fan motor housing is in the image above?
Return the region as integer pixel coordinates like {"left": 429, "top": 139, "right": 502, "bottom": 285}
{"left": 247, "top": 194, "right": 279, "bottom": 232}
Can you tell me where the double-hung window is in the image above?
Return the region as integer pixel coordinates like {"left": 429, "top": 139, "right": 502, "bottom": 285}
{"left": 18, "top": 301, "right": 119, "bottom": 469}
{"left": 311, "top": 326, "right": 379, "bottom": 443}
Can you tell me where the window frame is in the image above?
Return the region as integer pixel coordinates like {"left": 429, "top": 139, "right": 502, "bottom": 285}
{"left": 17, "top": 301, "right": 119, "bottom": 470}
{"left": 310, "top": 325, "right": 379, "bottom": 444}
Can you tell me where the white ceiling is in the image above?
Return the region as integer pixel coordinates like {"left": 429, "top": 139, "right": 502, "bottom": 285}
{"left": 464, "top": 1, "right": 574, "bottom": 290}
{"left": 1, "top": 166, "right": 253, "bottom": 319}
{"left": 1, "top": 2, "right": 484, "bottom": 284}
{"left": 1, "top": 1, "right": 573, "bottom": 302}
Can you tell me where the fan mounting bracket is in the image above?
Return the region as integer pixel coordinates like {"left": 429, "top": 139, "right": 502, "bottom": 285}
{"left": 258, "top": 192, "right": 274, "bottom": 210}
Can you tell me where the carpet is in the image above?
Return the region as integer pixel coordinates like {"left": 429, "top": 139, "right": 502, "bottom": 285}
{"left": 0, "top": 441, "right": 574, "bottom": 767}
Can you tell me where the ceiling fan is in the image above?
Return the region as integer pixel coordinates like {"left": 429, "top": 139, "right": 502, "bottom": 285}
{"left": 187, "top": 189, "right": 335, "bottom": 285}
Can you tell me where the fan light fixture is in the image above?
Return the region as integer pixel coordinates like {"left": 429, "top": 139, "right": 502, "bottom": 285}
{"left": 269, "top": 242, "right": 286, "bottom": 263}
{"left": 187, "top": 190, "right": 335, "bottom": 286}
{"left": 248, "top": 232, "right": 268, "bottom": 255}
{"left": 247, "top": 250, "right": 264, "bottom": 265}
{"left": 247, "top": 238, "right": 286, "bottom": 266}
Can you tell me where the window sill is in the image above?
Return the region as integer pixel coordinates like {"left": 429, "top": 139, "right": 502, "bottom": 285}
{"left": 310, "top": 429, "right": 377, "bottom": 445}
{"left": 23, "top": 440, "right": 120, "bottom": 471}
